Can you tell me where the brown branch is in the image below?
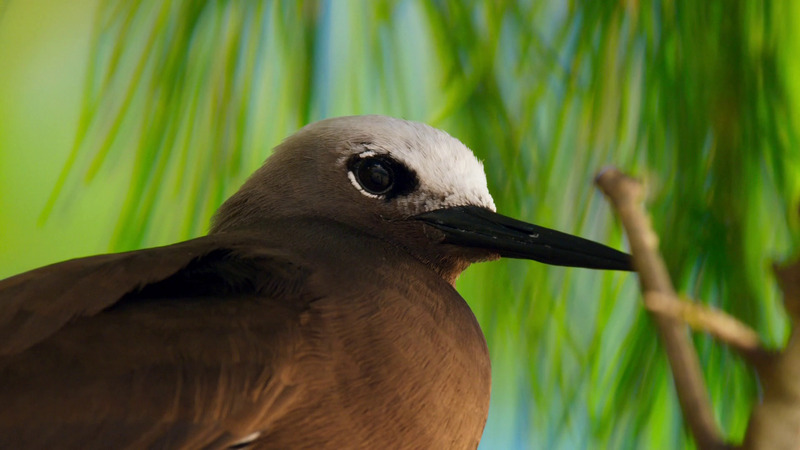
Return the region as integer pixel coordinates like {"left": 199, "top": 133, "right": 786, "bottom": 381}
{"left": 595, "top": 167, "right": 728, "bottom": 450}
{"left": 742, "top": 260, "right": 800, "bottom": 449}
{"left": 643, "top": 292, "right": 766, "bottom": 365}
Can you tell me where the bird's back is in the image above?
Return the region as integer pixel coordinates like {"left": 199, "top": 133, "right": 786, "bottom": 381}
{"left": 0, "top": 217, "right": 490, "bottom": 449}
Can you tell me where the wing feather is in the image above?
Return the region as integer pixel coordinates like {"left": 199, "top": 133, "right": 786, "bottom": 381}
{"left": 0, "top": 234, "right": 309, "bottom": 356}
{"left": 0, "top": 233, "right": 314, "bottom": 448}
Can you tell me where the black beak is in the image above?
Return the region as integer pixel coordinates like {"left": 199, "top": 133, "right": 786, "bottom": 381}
{"left": 415, "top": 205, "right": 632, "bottom": 271}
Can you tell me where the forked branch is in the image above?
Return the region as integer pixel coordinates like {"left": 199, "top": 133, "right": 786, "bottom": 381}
{"left": 643, "top": 292, "right": 766, "bottom": 365}
{"left": 596, "top": 167, "right": 800, "bottom": 449}
{"left": 595, "top": 167, "right": 728, "bottom": 450}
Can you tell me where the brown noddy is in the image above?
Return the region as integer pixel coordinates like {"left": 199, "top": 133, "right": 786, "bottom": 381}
{"left": 0, "top": 115, "right": 631, "bottom": 449}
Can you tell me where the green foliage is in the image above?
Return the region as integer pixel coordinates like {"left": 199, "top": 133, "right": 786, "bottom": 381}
{"left": 3, "top": 0, "right": 799, "bottom": 448}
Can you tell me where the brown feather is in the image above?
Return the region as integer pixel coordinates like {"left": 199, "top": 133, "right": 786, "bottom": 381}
{"left": 1, "top": 116, "right": 500, "bottom": 449}
{"left": 0, "top": 219, "right": 490, "bottom": 449}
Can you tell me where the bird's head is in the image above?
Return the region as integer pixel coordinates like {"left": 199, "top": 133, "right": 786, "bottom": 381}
{"left": 211, "top": 115, "right": 631, "bottom": 284}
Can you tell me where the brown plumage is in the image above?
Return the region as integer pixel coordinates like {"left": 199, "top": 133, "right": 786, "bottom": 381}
{"left": 0, "top": 116, "right": 630, "bottom": 449}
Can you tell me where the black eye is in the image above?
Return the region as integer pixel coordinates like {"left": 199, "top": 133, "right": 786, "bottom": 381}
{"left": 347, "top": 153, "right": 419, "bottom": 199}
{"left": 353, "top": 158, "right": 395, "bottom": 195}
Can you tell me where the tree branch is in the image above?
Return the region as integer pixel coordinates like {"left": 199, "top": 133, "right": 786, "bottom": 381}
{"left": 643, "top": 292, "right": 767, "bottom": 366}
{"left": 595, "top": 167, "right": 728, "bottom": 450}
{"left": 742, "top": 260, "right": 800, "bottom": 449}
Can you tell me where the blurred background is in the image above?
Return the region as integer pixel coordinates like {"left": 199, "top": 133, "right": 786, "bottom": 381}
{"left": 1, "top": 1, "right": 799, "bottom": 448}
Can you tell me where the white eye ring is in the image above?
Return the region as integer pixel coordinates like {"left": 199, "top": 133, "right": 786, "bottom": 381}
{"left": 348, "top": 171, "right": 381, "bottom": 198}
{"left": 346, "top": 150, "right": 383, "bottom": 198}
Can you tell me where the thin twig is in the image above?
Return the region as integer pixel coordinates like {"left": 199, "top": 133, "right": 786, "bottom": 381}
{"left": 595, "top": 167, "right": 728, "bottom": 450}
{"left": 643, "top": 292, "right": 766, "bottom": 364}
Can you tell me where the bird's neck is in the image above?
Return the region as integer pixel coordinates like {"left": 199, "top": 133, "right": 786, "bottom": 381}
{"left": 208, "top": 214, "right": 486, "bottom": 286}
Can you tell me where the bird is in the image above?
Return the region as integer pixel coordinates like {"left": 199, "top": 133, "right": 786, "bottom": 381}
{"left": 0, "top": 115, "right": 631, "bottom": 449}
